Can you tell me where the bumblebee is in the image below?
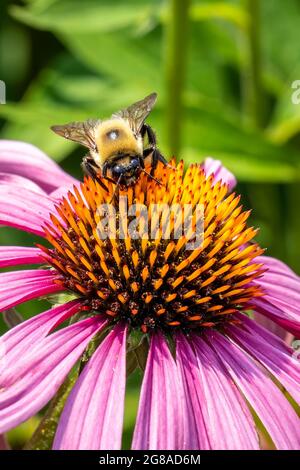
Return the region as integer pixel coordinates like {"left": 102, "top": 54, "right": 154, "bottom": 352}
{"left": 51, "top": 93, "right": 169, "bottom": 190}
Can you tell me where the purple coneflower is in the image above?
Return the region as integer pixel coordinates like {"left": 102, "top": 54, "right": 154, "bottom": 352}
{"left": 0, "top": 140, "right": 299, "bottom": 450}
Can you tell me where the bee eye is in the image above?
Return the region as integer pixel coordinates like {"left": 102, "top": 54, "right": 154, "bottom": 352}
{"left": 130, "top": 157, "right": 140, "bottom": 168}
{"left": 107, "top": 129, "right": 119, "bottom": 141}
{"left": 112, "top": 164, "right": 124, "bottom": 177}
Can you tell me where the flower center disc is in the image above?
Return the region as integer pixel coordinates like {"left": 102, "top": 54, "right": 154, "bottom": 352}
{"left": 39, "top": 161, "right": 264, "bottom": 333}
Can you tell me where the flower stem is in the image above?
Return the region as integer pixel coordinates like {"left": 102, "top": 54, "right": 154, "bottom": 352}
{"left": 242, "top": 0, "right": 264, "bottom": 128}
{"left": 247, "top": 183, "right": 286, "bottom": 261}
{"left": 164, "top": 0, "right": 190, "bottom": 156}
{"left": 241, "top": 2, "right": 286, "bottom": 260}
{"left": 24, "top": 370, "right": 78, "bottom": 450}
{"left": 286, "top": 183, "right": 300, "bottom": 273}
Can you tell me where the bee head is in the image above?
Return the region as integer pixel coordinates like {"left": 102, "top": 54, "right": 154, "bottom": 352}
{"left": 111, "top": 156, "right": 141, "bottom": 180}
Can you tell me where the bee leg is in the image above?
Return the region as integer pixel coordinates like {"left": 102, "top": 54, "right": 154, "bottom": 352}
{"left": 142, "top": 148, "right": 152, "bottom": 157}
{"left": 141, "top": 123, "right": 157, "bottom": 147}
{"left": 81, "top": 155, "right": 98, "bottom": 179}
{"left": 82, "top": 155, "right": 109, "bottom": 192}
{"left": 139, "top": 155, "right": 145, "bottom": 169}
{"left": 140, "top": 150, "right": 163, "bottom": 186}
{"left": 154, "top": 149, "right": 177, "bottom": 172}
{"left": 150, "top": 148, "right": 158, "bottom": 176}
{"left": 142, "top": 147, "right": 155, "bottom": 176}
{"left": 141, "top": 125, "right": 174, "bottom": 174}
{"left": 157, "top": 150, "right": 172, "bottom": 166}
{"left": 141, "top": 147, "right": 159, "bottom": 177}
{"left": 141, "top": 148, "right": 154, "bottom": 167}
{"left": 150, "top": 148, "right": 172, "bottom": 176}
{"left": 102, "top": 162, "right": 117, "bottom": 185}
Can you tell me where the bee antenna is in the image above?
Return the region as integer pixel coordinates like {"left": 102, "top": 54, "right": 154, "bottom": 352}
{"left": 141, "top": 168, "right": 164, "bottom": 187}
{"left": 109, "top": 175, "right": 122, "bottom": 204}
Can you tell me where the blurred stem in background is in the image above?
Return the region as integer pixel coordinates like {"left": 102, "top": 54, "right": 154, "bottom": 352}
{"left": 243, "top": 0, "right": 264, "bottom": 129}
{"left": 164, "top": 0, "right": 190, "bottom": 156}
{"left": 248, "top": 184, "right": 286, "bottom": 262}
{"left": 286, "top": 183, "right": 300, "bottom": 272}
{"left": 242, "top": 0, "right": 285, "bottom": 261}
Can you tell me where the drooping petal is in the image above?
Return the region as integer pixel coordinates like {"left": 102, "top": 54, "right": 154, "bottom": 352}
{"left": 0, "top": 269, "right": 63, "bottom": 312}
{"left": 0, "top": 183, "right": 54, "bottom": 236}
{"left": 253, "top": 300, "right": 300, "bottom": 338}
{"left": 0, "top": 173, "right": 45, "bottom": 194}
{"left": 256, "top": 255, "right": 298, "bottom": 278}
{"left": 176, "top": 333, "right": 259, "bottom": 450}
{"left": 0, "top": 299, "right": 83, "bottom": 372}
{"left": 227, "top": 320, "right": 300, "bottom": 404}
{"left": 207, "top": 331, "right": 300, "bottom": 450}
{"left": 0, "top": 316, "right": 106, "bottom": 433}
{"left": 252, "top": 256, "right": 300, "bottom": 337}
{"left": 236, "top": 312, "right": 297, "bottom": 358}
{"left": 0, "top": 246, "right": 43, "bottom": 268}
{"left": 50, "top": 182, "right": 81, "bottom": 201}
{"left": 253, "top": 312, "right": 294, "bottom": 344}
{"left": 201, "top": 157, "right": 236, "bottom": 190}
{"left": 0, "top": 140, "right": 77, "bottom": 193}
{"left": 53, "top": 323, "right": 126, "bottom": 450}
{"left": 132, "top": 331, "right": 185, "bottom": 450}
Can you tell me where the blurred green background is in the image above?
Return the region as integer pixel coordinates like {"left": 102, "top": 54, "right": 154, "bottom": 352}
{"left": 0, "top": 0, "right": 300, "bottom": 449}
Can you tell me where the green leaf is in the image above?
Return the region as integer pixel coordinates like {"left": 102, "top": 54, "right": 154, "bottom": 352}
{"left": 189, "top": 2, "right": 249, "bottom": 31}
{"left": 0, "top": 54, "right": 122, "bottom": 160}
{"left": 7, "top": 416, "right": 40, "bottom": 450}
{"left": 185, "top": 148, "right": 298, "bottom": 183}
{"left": 261, "top": 1, "right": 300, "bottom": 143}
{"left": 0, "top": 103, "right": 79, "bottom": 161}
{"left": 60, "top": 28, "right": 162, "bottom": 92}
{"left": 261, "top": 0, "right": 300, "bottom": 86}
{"left": 266, "top": 73, "right": 300, "bottom": 144}
{"left": 180, "top": 106, "right": 300, "bottom": 183}
{"left": 11, "top": 0, "right": 160, "bottom": 33}
{"left": 0, "top": 22, "right": 31, "bottom": 88}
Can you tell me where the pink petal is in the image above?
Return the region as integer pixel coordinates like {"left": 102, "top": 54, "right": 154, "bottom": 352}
{"left": 0, "top": 183, "right": 54, "bottom": 236}
{"left": 252, "top": 302, "right": 300, "bottom": 337}
{"left": 201, "top": 157, "right": 236, "bottom": 190}
{"left": 0, "top": 173, "right": 45, "bottom": 194}
{"left": 253, "top": 312, "right": 294, "bottom": 344}
{"left": 175, "top": 336, "right": 210, "bottom": 449}
{"left": 0, "top": 140, "right": 77, "bottom": 193}
{"left": 207, "top": 331, "right": 300, "bottom": 449}
{"left": 0, "top": 316, "right": 106, "bottom": 433}
{"left": 132, "top": 331, "right": 185, "bottom": 450}
{"left": 50, "top": 182, "right": 81, "bottom": 201}
{"left": 0, "top": 246, "right": 43, "bottom": 268}
{"left": 236, "top": 312, "right": 297, "bottom": 358}
{"left": 0, "top": 269, "right": 63, "bottom": 312}
{"left": 252, "top": 255, "right": 300, "bottom": 338}
{"left": 53, "top": 323, "right": 126, "bottom": 450}
{"left": 228, "top": 321, "right": 300, "bottom": 404}
{"left": 0, "top": 434, "right": 9, "bottom": 450}
{"left": 257, "top": 255, "right": 298, "bottom": 278}
{"left": 0, "top": 299, "right": 83, "bottom": 372}
{"left": 176, "top": 333, "right": 259, "bottom": 450}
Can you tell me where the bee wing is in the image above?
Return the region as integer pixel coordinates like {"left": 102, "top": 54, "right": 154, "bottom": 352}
{"left": 50, "top": 119, "right": 101, "bottom": 150}
{"left": 112, "top": 92, "right": 157, "bottom": 134}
